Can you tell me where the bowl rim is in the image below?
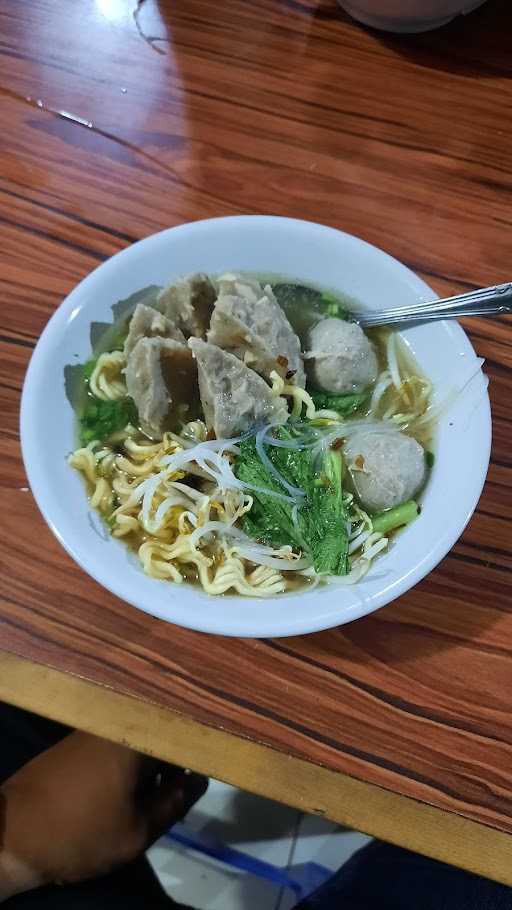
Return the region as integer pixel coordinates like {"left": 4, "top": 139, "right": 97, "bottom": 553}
{"left": 20, "top": 215, "right": 492, "bottom": 637}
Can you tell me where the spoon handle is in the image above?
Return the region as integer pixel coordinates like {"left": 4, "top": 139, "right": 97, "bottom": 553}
{"left": 358, "top": 281, "right": 512, "bottom": 328}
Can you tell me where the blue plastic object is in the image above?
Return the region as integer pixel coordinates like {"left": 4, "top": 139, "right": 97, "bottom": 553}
{"left": 166, "top": 822, "right": 332, "bottom": 901}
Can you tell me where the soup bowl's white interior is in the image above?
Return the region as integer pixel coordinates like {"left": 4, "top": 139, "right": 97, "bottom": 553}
{"left": 21, "top": 216, "right": 490, "bottom": 638}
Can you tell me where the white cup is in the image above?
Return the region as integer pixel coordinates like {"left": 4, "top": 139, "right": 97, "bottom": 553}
{"left": 338, "top": 0, "right": 487, "bottom": 32}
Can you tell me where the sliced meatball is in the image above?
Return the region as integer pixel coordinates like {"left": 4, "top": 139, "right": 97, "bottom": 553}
{"left": 158, "top": 273, "right": 216, "bottom": 338}
{"left": 208, "top": 284, "right": 305, "bottom": 387}
{"left": 216, "top": 272, "right": 264, "bottom": 303}
{"left": 305, "top": 318, "right": 378, "bottom": 394}
{"left": 124, "top": 303, "right": 185, "bottom": 356}
{"left": 343, "top": 430, "right": 426, "bottom": 513}
{"left": 189, "top": 338, "right": 288, "bottom": 439}
{"left": 125, "top": 337, "right": 198, "bottom": 436}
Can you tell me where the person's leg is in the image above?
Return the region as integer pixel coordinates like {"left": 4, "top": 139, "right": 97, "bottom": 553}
{"left": 295, "top": 840, "right": 512, "bottom": 910}
{"left": 0, "top": 703, "right": 191, "bottom": 909}
{"left": 4, "top": 859, "right": 186, "bottom": 909}
{"left": 0, "top": 703, "right": 68, "bottom": 784}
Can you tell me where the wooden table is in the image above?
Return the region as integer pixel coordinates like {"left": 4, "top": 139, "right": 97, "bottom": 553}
{"left": 1, "top": 0, "right": 512, "bottom": 887}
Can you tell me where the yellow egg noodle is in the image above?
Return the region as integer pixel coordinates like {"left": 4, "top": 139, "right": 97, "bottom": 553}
{"left": 89, "top": 351, "right": 127, "bottom": 401}
{"left": 69, "top": 336, "right": 431, "bottom": 597}
{"left": 69, "top": 422, "right": 299, "bottom": 595}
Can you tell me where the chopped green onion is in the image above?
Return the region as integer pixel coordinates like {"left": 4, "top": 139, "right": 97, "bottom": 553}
{"left": 320, "top": 292, "right": 348, "bottom": 320}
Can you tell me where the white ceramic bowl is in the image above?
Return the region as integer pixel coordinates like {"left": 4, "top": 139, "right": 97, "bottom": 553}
{"left": 338, "top": 0, "right": 487, "bottom": 33}
{"left": 21, "top": 216, "right": 491, "bottom": 638}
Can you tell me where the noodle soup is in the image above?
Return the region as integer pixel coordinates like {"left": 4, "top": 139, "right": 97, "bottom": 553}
{"left": 69, "top": 273, "right": 435, "bottom": 597}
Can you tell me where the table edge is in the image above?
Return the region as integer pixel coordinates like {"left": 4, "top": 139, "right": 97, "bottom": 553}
{"left": 1, "top": 651, "right": 509, "bottom": 886}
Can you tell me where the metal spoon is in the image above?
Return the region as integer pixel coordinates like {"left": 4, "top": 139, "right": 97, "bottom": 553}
{"left": 357, "top": 281, "right": 512, "bottom": 328}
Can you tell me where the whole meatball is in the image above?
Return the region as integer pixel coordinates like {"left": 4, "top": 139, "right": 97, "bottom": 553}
{"left": 306, "top": 318, "right": 378, "bottom": 394}
{"left": 343, "top": 430, "right": 426, "bottom": 513}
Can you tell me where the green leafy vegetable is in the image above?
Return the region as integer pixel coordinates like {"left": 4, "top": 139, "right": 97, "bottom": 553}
{"left": 272, "top": 283, "right": 350, "bottom": 338}
{"left": 371, "top": 500, "right": 419, "bottom": 536}
{"left": 306, "top": 445, "right": 347, "bottom": 575}
{"left": 83, "top": 357, "right": 98, "bottom": 381}
{"left": 91, "top": 315, "right": 131, "bottom": 356}
{"left": 309, "top": 390, "right": 368, "bottom": 417}
{"left": 79, "top": 397, "right": 138, "bottom": 446}
{"left": 272, "top": 284, "right": 324, "bottom": 337}
{"left": 425, "top": 450, "right": 435, "bottom": 469}
{"left": 99, "top": 319, "right": 129, "bottom": 353}
{"left": 236, "top": 428, "right": 349, "bottom": 575}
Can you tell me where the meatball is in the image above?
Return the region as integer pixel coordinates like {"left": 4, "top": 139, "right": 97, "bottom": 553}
{"left": 306, "top": 318, "right": 378, "bottom": 394}
{"left": 343, "top": 430, "right": 426, "bottom": 513}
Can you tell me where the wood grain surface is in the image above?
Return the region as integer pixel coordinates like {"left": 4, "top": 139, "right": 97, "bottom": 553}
{"left": 1, "top": 0, "right": 512, "bottom": 880}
